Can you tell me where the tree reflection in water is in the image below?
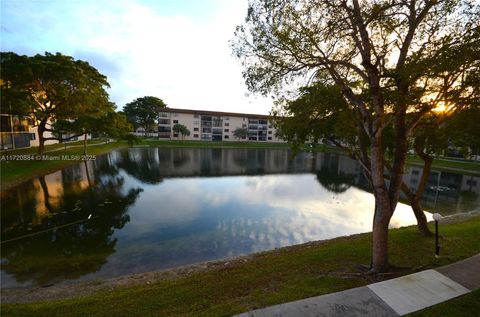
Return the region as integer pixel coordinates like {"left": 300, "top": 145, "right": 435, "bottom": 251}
{"left": 116, "top": 148, "right": 165, "bottom": 184}
{"left": 1, "top": 148, "right": 478, "bottom": 287}
{"left": 316, "top": 168, "right": 355, "bottom": 194}
{"left": 1, "top": 156, "right": 142, "bottom": 286}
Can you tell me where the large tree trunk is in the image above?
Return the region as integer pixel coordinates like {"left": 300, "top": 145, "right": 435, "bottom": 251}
{"left": 411, "top": 199, "right": 432, "bottom": 236}
{"left": 83, "top": 133, "right": 87, "bottom": 155}
{"left": 369, "top": 138, "right": 392, "bottom": 273}
{"left": 371, "top": 197, "right": 392, "bottom": 273}
{"left": 37, "top": 118, "right": 48, "bottom": 156}
{"left": 410, "top": 137, "right": 435, "bottom": 236}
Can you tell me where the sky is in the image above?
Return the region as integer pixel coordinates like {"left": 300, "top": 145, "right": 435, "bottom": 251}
{"left": 1, "top": 0, "right": 273, "bottom": 115}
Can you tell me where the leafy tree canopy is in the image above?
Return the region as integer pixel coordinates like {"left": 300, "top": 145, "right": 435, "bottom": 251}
{"left": 0, "top": 51, "right": 112, "bottom": 153}
{"left": 233, "top": 127, "right": 248, "bottom": 140}
{"left": 123, "top": 96, "right": 166, "bottom": 134}
{"left": 233, "top": 0, "right": 480, "bottom": 272}
{"left": 172, "top": 123, "right": 190, "bottom": 139}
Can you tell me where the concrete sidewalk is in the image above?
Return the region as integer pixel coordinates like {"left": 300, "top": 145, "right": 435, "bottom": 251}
{"left": 234, "top": 254, "right": 480, "bottom": 317}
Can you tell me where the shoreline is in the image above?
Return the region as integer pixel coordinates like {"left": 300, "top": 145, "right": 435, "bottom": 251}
{"left": 2, "top": 210, "right": 478, "bottom": 304}
{"left": 1, "top": 237, "right": 332, "bottom": 304}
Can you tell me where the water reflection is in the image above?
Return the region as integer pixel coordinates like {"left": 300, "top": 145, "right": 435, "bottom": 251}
{"left": 1, "top": 148, "right": 479, "bottom": 288}
{"left": 1, "top": 156, "right": 142, "bottom": 287}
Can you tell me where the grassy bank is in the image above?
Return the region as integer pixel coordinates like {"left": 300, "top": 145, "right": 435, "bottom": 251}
{"left": 0, "top": 141, "right": 128, "bottom": 190}
{"left": 141, "top": 139, "right": 342, "bottom": 152}
{"left": 408, "top": 155, "right": 480, "bottom": 174}
{"left": 2, "top": 216, "right": 479, "bottom": 317}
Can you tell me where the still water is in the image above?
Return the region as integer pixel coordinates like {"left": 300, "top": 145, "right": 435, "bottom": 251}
{"left": 1, "top": 148, "right": 479, "bottom": 288}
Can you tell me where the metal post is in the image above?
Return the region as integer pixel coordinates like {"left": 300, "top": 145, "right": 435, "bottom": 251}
{"left": 432, "top": 213, "right": 442, "bottom": 257}
{"left": 9, "top": 114, "right": 16, "bottom": 150}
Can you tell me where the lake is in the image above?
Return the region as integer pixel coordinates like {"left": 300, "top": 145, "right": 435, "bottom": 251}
{"left": 1, "top": 147, "right": 479, "bottom": 288}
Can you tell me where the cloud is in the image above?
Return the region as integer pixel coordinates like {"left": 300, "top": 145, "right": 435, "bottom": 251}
{"left": 1, "top": 0, "right": 272, "bottom": 113}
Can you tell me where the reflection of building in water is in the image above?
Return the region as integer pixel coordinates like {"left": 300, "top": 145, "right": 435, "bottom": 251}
{"left": 403, "top": 166, "right": 480, "bottom": 213}
{"left": 2, "top": 160, "right": 97, "bottom": 227}
{"left": 312, "top": 154, "right": 479, "bottom": 214}
{"left": 116, "top": 147, "right": 479, "bottom": 214}
{"left": 119, "top": 148, "right": 366, "bottom": 179}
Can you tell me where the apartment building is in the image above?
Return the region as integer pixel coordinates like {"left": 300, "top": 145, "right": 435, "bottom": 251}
{"left": 1, "top": 114, "right": 90, "bottom": 150}
{"left": 156, "top": 108, "right": 284, "bottom": 142}
{"left": 0, "top": 114, "right": 39, "bottom": 149}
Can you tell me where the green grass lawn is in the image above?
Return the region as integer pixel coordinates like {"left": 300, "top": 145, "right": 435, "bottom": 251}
{"left": 407, "top": 155, "right": 480, "bottom": 173}
{"left": 1, "top": 139, "right": 106, "bottom": 155}
{"left": 2, "top": 216, "right": 479, "bottom": 317}
{"left": 142, "top": 139, "right": 318, "bottom": 150}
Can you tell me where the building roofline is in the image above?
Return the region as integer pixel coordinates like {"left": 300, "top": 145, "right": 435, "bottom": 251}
{"left": 159, "top": 107, "right": 272, "bottom": 119}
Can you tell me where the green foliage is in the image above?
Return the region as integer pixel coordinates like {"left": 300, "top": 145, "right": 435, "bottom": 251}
{"left": 172, "top": 123, "right": 190, "bottom": 140}
{"left": 234, "top": 0, "right": 480, "bottom": 173}
{"left": 1, "top": 51, "right": 110, "bottom": 119}
{"left": 0, "top": 52, "right": 34, "bottom": 115}
{"left": 272, "top": 82, "right": 357, "bottom": 152}
{"left": 0, "top": 51, "right": 111, "bottom": 153}
{"left": 123, "top": 96, "right": 166, "bottom": 134}
{"left": 444, "top": 108, "right": 480, "bottom": 157}
{"left": 233, "top": 127, "right": 248, "bottom": 140}
{"left": 233, "top": 0, "right": 480, "bottom": 270}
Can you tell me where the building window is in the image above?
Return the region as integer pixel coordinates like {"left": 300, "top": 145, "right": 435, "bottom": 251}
{"left": 224, "top": 129, "right": 229, "bottom": 132}
{"left": 194, "top": 127, "right": 199, "bottom": 131}
{"left": 173, "top": 133, "right": 179, "bottom": 137}
{"left": 29, "top": 133, "right": 36, "bottom": 140}
{"left": 158, "top": 119, "right": 170, "bottom": 124}
{"left": 194, "top": 114, "right": 199, "bottom": 118}
{"left": 467, "top": 179, "right": 477, "bottom": 186}
{"left": 268, "top": 137, "right": 272, "bottom": 140}
{"left": 224, "top": 122, "right": 229, "bottom": 127}
{"left": 224, "top": 135, "right": 229, "bottom": 139}
{"left": 193, "top": 121, "right": 199, "bottom": 125}
{"left": 268, "top": 131, "right": 272, "bottom": 134}
{"left": 224, "top": 117, "right": 230, "bottom": 120}
{"left": 173, "top": 120, "right": 179, "bottom": 124}
{"left": 193, "top": 134, "right": 199, "bottom": 138}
